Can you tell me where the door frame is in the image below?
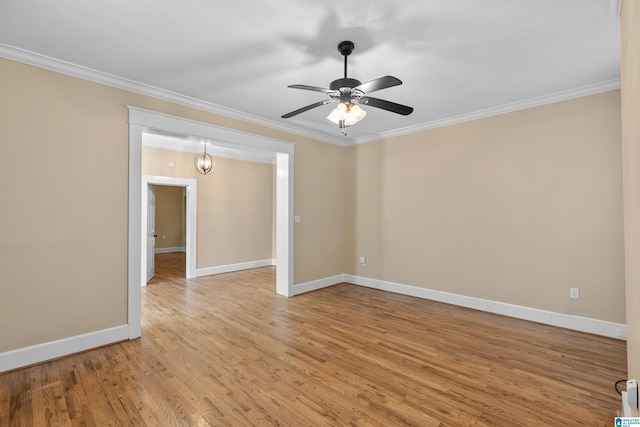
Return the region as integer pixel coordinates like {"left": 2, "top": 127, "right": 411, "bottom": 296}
{"left": 127, "top": 106, "right": 295, "bottom": 339}
{"left": 146, "top": 183, "right": 156, "bottom": 283}
{"left": 142, "top": 176, "right": 198, "bottom": 286}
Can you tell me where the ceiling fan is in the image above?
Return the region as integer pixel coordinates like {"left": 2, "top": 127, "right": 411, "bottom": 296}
{"left": 281, "top": 40, "right": 414, "bottom": 135}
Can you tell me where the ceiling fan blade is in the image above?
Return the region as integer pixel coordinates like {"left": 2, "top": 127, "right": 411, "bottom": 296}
{"left": 354, "top": 76, "right": 403, "bottom": 94}
{"left": 281, "top": 99, "right": 335, "bottom": 118}
{"left": 359, "top": 96, "right": 414, "bottom": 116}
{"left": 288, "top": 84, "right": 334, "bottom": 94}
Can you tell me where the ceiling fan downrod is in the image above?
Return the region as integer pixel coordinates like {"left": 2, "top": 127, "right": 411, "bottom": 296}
{"left": 338, "top": 40, "right": 354, "bottom": 79}
{"left": 330, "top": 41, "right": 361, "bottom": 92}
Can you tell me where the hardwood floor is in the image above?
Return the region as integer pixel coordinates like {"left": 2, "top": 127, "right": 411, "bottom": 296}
{"left": 0, "top": 253, "right": 628, "bottom": 426}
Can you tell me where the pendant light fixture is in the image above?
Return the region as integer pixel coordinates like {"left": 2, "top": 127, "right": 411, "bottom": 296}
{"left": 194, "top": 142, "right": 215, "bottom": 175}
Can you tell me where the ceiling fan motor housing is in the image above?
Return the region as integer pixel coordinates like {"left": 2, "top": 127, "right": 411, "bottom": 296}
{"left": 329, "top": 77, "right": 361, "bottom": 91}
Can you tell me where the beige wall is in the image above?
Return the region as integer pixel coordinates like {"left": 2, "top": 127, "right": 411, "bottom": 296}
{"left": 0, "top": 57, "right": 345, "bottom": 353}
{"left": 622, "top": 0, "right": 640, "bottom": 391}
{"left": 0, "top": 60, "right": 129, "bottom": 351}
{"left": 293, "top": 139, "right": 345, "bottom": 284}
{"left": 196, "top": 155, "right": 272, "bottom": 267}
{"left": 154, "top": 185, "right": 185, "bottom": 250}
{"left": 346, "top": 91, "right": 625, "bottom": 323}
{"left": 143, "top": 147, "right": 274, "bottom": 268}
{"left": 0, "top": 44, "right": 626, "bottom": 358}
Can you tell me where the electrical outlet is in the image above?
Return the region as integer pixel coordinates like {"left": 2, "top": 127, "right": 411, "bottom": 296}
{"left": 570, "top": 288, "right": 580, "bottom": 299}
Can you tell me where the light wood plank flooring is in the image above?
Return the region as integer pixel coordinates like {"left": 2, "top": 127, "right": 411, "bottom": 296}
{"left": 0, "top": 252, "right": 628, "bottom": 425}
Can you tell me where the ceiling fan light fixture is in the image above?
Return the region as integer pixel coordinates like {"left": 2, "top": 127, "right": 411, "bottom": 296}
{"left": 326, "top": 102, "right": 366, "bottom": 126}
{"left": 194, "top": 143, "right": 215, "bottom": 175}
{"left": 282, "top": 40, "right": 412, "bottom": 136}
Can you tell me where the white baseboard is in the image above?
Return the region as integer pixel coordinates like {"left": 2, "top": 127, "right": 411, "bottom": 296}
{"left": 292, "top": 273, "right": 626, "bottom": 339}
{"left": 0, "top": 324, "right": 130, "bottom": 373}
{"left": 3, "top": 272, "right": 624, "bottom": 374}
{"left": 196, "top": 259, "right": 275, "bottom": 277}
{"left": 155, "top": 246, "right": 185, "bottom": 254}
{"left": 292, "top": 274, "right": 345, "bottom": 295}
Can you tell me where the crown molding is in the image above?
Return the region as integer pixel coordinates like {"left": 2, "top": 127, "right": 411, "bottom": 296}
{"left": 0, "top": 43, "right": 346, "bottom": 146}
{"left": 351, "top": 79, "right": 621, "bottom": 145}
{"left": 0, "top": 43, "right": 620, "bottom": 149}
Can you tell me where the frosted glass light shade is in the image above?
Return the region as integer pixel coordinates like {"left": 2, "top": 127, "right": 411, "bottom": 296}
{"left": 326, "top": 102, "right": 366, "bottom": 126}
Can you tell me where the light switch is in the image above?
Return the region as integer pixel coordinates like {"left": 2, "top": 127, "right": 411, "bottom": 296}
{"left": 295, "top": 215, "right": 301, "bottom": 223}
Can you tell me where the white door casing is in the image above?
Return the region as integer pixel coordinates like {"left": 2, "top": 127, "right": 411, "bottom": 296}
{"left": 141, "top": 176, "right": 198, "bottom": 288}
{"left": 146, "top": 184, "right": 156, "bottom": 283}
{"left": 128, "top": 106, "right": 295, "bottom": 340}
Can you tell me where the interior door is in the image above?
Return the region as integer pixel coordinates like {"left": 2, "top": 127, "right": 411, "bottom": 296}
{"left": 146, "top": 184, "right": 156, "bottom": 282}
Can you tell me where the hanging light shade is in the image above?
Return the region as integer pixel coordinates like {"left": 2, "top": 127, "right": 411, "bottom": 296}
{"left": 194, "top": 143, "right": 215, "bottom": 175}
{"left": 326, "top": 102, "right": 366, "bottom": 126}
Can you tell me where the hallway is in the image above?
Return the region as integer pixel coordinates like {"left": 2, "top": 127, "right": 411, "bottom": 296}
{"left": 147, "top": 252, "right": 187, "bottom": 286}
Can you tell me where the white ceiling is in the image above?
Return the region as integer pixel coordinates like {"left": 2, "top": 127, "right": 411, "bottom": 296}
{"left": 0, "top": 0, "right": 621, "bottom": 146}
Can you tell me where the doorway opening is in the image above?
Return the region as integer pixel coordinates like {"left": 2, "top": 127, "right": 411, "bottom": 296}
{"left": 142, "top": 178, "right": 197, "bottom": 286}
{"left": 128, "top": 106, "right": 295, "bottom": 340}
{"left": 147, "top": 185, "right": 187, "bottom": 283}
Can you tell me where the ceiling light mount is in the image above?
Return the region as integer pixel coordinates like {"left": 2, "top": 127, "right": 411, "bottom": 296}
{"left": 337, "top": 40, "right": 355, "bottom": 57}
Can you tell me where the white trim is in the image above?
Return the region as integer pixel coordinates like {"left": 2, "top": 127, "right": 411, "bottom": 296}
{"left": 292, "top": 274, "right": 345, "bottom": 295}
{"left": 345, "top": 275, "right": 627, "bottom": 339}
{"left": 129, "top": 107, "right": 295, "bottom": 155}
{"left": 155, "top": 246, "right": 186, "bottom": 254}
{"left": 128, "top": 124, "right": 143, "bottom": 339}
{"left": 129, "top": 107, "right": 295, "bottom": 305}
{"left": 352, "top": 80, "right": 622, "bottom": 145}
{"left": 196, "top": 259, "right": 275, "bottom": 277}
{"left": 0, "top": 43, "right": 346, "bottom": 147}
{"left": 0, "top": 44, "right": 619, "bottom": 149}
{"left": 0, "top": 325, "right": 129, "bottom": 372}
{"left": 276, "top": 153, "right": 295, "bottom": 296}
{"left": 291, "top": 272, "right": 628, "bottom": 340}
{"left": 142, "top": 176, "right": 197, "bottom": 285}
